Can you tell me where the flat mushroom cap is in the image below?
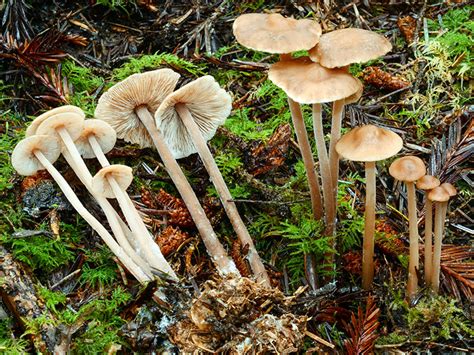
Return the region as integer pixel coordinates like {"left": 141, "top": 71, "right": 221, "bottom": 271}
{"left": 233, "top": 13, "right": 322, "bottom": 54}
{"left": 416, "top": 175, "right": 440, "bottom": 190}
{"left": 36, "top": 112, "right": 85, "bottom": 142}
{"left": 335, "top": 125, "right": 403, "bottom": 162}
{"left": 389, "top": 156, "right": 426, "bottom": 182}
{"left": 155, "top": 76, "right": 232, "bottom": 159}
{"left": 428, "top": 186, "right": 450, "bottom": 202}
{"left": 268, "top": 57, "right": 362, "bottom": 104}
{"left": 92, "top": 165, "right": 133, "bottom": 199}
{"left": 26, "top": 105, "right": 85, "bottom": 137}
{"left": 12, "top": 135, "right": 61, "bottom": 176}
{"left": 75, "top": 119, "right": 117, "bottom": 159}
{"left": 440, "top": 182, "right": 457, "bottom": 197}
{"left": 95, "top": 69, "right": 180, "bottom": 148}
{"left": 309, "top": 28, "right": 392, "bottom": 68}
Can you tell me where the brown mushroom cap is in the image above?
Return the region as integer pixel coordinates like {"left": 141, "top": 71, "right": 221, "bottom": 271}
{"left": 155, "top": 76, "right": 232, "bottom": 159}
{"left": 440, "top": 182, "right": 457, "bottom": 197}
{"left": 11, "top": 135, "right": 62, "bottom": 176}
{"left": 308, "top": 28, "right": 392, "bottom": 68}
{"left": 233, "top": 13, "right": 322, "bottom": 54}
{"left": 36, "top": 112, "right": 85, "bottom": 142}
{"left": 416, "top": 175, "right": 440, "bottom": 190}
{"left": 26, "top": 106, "right": 85, "bottom": 137}
{"left": 75, "top": 119, "right": 117, "bottom": 159}
{"left": 335, "top": 125, "right": 403, "bottom": 162}
{"left": 389, "top": 156, "right": 426, "bottom": 182}
{"left": 91, "top": 165, "right": 133, "bottom": 199}
{"left": 94, "top": 69, "right": 180, "bottom": 148}
{"left": 268, "top": 57, "right": 362, "bottom": 104}
{"left": 428, "top": 186, "right": 450, "bottom": 202}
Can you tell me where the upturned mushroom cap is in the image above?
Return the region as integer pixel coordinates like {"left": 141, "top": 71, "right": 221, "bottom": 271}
{"left": 416, "top": 175, "right": 440, "bottom": 190}
{"left": 440, "top": 182, "right": 457, "bottom": 197}
{"left": 233, "top": 13, "right": 322, "bottom": 54}
{"left": 36, "top": 112, "right": 85, "bottom": 142}
{"left": 75, "top": 119, "right": 117, "bottom": 159}
{"left": 335, "top": 125, "right": 403, "bottom": 162}
{"left": 91, "top": 165, "right": 133, "bottom": 199}
{"left": 95, "top": 69, "right": 180, "bottom": 148}
{"left": 155, "top": 76, "right": 232, "bottom": 159}
{"left": 308, "top": 28, "right": 392, "bottom": 68}
{"left": 26, "top": 105, "right": 85, "bottom": 137}
{"left": 428, "top": 186, "right": 450, "bottom": 202}
{"left": 268, "top": 57, "right": 362, "bottom": 104}
{"left": 389, "top": 156, "right": 426, "bottom": 182}
{"left": 11, "top": 135, "right": 61, "bottom": 176}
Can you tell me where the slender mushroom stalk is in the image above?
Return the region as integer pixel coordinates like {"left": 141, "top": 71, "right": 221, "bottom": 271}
{"left": 12, "top": 136, "right": 151, "bottom": 283}
{"left": 336, "top": 125, "right": 403, "bottom": 290}
{"left": 389, "top": 156, "right": 426, "bottom": 300}
{"left": 328, "top": 99, "right": 344, "bottom": 202}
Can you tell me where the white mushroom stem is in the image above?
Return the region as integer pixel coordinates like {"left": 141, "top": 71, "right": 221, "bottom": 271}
{"left": 328, "top": 99, "right": 345, "bottom": 217}
{"left": 288, "top": 98, "right": 323, "bottom": 220}
{"left": 136, "top": 105, "right": 239, "bottom": 276}
{"left": 406, "top": 181, "right": 419, "bottom": 299}
{"left": 312, "top": 103, "right": 334, "bottom": 233}
{"left": 424, "top": 198, "right": 433, "bottom": 286}
{"left": 431, "top": 201, "right": 448, "bottom": 294}
{"left": 175, "top": 103, "right": 270, "bottom": 287}
{"left": 362, "top": 161, "right": 376, "bottom": 290}
{"left": 33, "top": 150, "right": 151, "bottom": 283}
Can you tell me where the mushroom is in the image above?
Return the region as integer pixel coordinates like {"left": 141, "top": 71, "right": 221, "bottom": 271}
{"left": 11, "top": 135, "right": 151, "bottom": 283}
{"left": 95, "top": 69, "right": 238, "bottom": 276}
{"left": 336, "top": 125, "right": 403, "bottom": 289}
{"left": 430, "top": 183, "right": 457, "bottom": 293}
{"left": 155, "top": 76, "right": 270, "bottom": 286}
{"left": 389, "top": 156, "right": 426, "bottom": 299}
{"left": 415, "top": 175, "right": 440, "bottom": 285}
{"left": 25, "top": 105, "right": 85, "bottom": 137}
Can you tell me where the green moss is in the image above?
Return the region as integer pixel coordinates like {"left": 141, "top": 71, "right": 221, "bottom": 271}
{"left": 0, "top": 318, "right": 29, "bottom": 354}
{"left": 38, "top": 286, "right": 67, "bottom": 314}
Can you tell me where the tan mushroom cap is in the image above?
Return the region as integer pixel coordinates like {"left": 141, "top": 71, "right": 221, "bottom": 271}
{"left": 416, "top": 175, "right": 440, "bottom": 190}
{"left": 75, "top": 119, "right": 117, "bottom": 159}
{"left": 336, "top": 125, "right": 403, "bottom": 162}
{"left": 268, "top": 57, "right": 362, "bottom": 104}
{"left": 233, "top": 13, "right": 322, "bottom": 54}
{"left": 91, "top": 165, "right": 133, "bottom": 199}
{"left": 95, "top": 69, "right": 180, "bottom": 148}
{"left": 389, "top": 156, "right": 426, "bottom": 182}
{"left": 309, "top": 28, "right": 392, "bottom": 68}
{"left": 155, "top": 76, "right": 232, "bottom": 159}
{"left": 11, "top": 135, "right": 61, "bottom": 176}
{"left": 36, "top": 112, "right": 85, "bottom": 142}
{"left": 440, "top": 182, "right": 457, "bottom": 197}
{"left": 428, "top": 186, "right": 450, "bottom": 202}
{"left": 26, "top": 105, "right": 85, "bottom": 137}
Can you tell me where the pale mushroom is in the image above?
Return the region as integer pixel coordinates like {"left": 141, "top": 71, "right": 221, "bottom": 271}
{"left": 95, "top": 69, "right": 238, "bottom": 276}
{"left": 416, "top": 175, "right": 440, "bottom": 285}
{"left": 25, "top": 105, "right": 85, "bottom": 137}
{"left": 389, "top": 156, "right": 426, "bottom": 299}
{"left": 336, "top": 125, "right": 403, "bottom": 290}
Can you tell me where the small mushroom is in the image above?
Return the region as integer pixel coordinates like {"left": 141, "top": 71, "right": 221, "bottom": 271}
{"left": 389, "top": 156, "right": 426, "bottom": 299}
{"left": 95, "top": 69, "right": 238, "bottom": 276}
{"left": 25, "top": 105, "right": 85, "bottom": 137}
{"left": 336, "top": 125, "right": 403, "bottom": 289}
{"left": 416, "top": 175, "right": 440, "bottom": 285}
{"left": 11, "top": 135, "right": 150, "bottom": 283}
{"left": 155, "top": 76, "right": 270, "bottom": 287}
{"left": 430, "top": 183, "right": 457, "bottom": 293}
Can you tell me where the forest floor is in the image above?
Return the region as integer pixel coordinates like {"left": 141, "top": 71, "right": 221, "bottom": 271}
{"left": 0, "top": 0, "right": 473, "bottom": 353}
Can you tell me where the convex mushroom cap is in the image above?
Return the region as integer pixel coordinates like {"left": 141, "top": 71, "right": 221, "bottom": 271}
{"left": 416, "top": 175, "right": 440, "bottom": 190}
{"left": 268, "top": 57, "right": 362, "bottom": 104}
{"left": 75, "top": 119, "right": 117, "bottom": 159}
{"left": 233, "top": 13, "right": 322, "bottom": 54}
{"left": 26, "top": 105, "right": 85, "bottom": 137}
{"left": 95, "top": 69, "right": 180, "bottom": 148}
{"left": 428, "top": 186, "right": 450, "bottom": 202}
{"left": 36, "top": 112, "right": 85, "bottom": 142}
{"left": 155, "top": 76, "right": 232, "bottom": 159}
{"left": 12, "top": 135, "right": 62, "bottom": 176}
{"left": 440, "top": 182, "right": 457, "bottom": 197}
{"left": 309, "top": 28, "right": 392, "bottom": 68}
{"left": 389, "top": 156, "right": 426, "bottom": 182}
{"left": 335, "top": 125, "right": 403, "bottom": 162}
{"left": 92, "top": 165, "right": 133, "bottom": 199}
